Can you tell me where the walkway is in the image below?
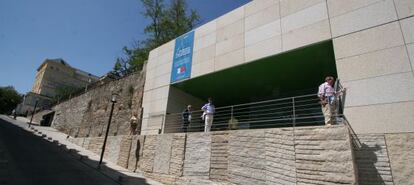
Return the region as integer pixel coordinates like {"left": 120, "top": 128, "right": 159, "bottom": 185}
{"left": 0, "top": 115, "right": 162, "bottom": 185}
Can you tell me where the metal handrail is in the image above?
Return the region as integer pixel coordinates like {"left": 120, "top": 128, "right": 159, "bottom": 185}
{"left": 162, "top": 92, "right": 326, "bottom": 133}
{"left": 161, "top": 79, "right": 360, "bottom": 134}
{"left": 334, "top": 79, "right": 362, "bottom": 148}
{"left": 64, "top": 79, "right": 362, "bottom": 139}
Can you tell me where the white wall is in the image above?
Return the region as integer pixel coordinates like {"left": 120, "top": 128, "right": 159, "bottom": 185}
{"left": 141, "top": 0, "right": 414, "bottom": 134}
{"left": 328, "top": 0, "right": 414, "bottom": 133}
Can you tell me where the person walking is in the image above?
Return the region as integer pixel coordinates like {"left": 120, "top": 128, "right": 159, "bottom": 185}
{"left": 181, "top": 105, "right": 192, "bottom": 132}
{"left": 201, "top": 98, "right": 215, "bottom": 132}
{"left": 12, "top": 109, "right": 17, "bottom": 119}
{"left": 130, "top": 113, "right": 138, "bottom": 135}
{"left": 318, "top": 76, "right": 337, "bottom": 126}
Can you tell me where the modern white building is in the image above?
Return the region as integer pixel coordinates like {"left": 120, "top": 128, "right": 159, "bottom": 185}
{"left": 141, "top": 0, "right": 414, "bottom": 135}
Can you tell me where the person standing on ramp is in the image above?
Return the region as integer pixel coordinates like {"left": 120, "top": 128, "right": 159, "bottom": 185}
{"left": 201, "top": 98, "right": 215, "bottom": 132}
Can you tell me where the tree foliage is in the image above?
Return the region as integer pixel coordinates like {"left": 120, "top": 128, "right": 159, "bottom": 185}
{"left": 112, "top": 0, "right": 199, "bottom": 76}
{"left": 0, "top": 86, "right": 22, "bottom": 114}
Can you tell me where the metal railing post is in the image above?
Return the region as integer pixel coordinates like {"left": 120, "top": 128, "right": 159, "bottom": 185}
{"left": 230, "top": 106, "right": 234, "bottom": 118}
{"left": 292, "top": 97, "right": 296, "bottom": 126}
{"left": 160, "top": 114, "right": 165, "bottom": 134}
{"left": 335, "top": 79, "right": 346, "bottom": 124}
{"left": 160, "top": 92, "right": 339, "bottom": 133}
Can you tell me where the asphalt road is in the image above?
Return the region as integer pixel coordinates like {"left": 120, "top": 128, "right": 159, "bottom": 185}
{"left": 0, "top": 117, "right": 120, "bottom": 185}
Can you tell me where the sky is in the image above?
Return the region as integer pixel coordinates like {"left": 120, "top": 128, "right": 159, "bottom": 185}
{"left": 0, "top": 0, "right": 250, "bottom": 94}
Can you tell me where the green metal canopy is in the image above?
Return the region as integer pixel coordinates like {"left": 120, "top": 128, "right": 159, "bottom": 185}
{"left": 172, "top": 40, "right": 337, "bottom": 107}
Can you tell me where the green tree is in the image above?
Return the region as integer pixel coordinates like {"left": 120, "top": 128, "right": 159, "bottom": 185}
{"left": 113, "top": 0, "right": 199, "bottom": 76}
{"left": 163, "top": 0, "right": 199, "bottom": 41}
{"left": 113, "top": 56, "right": 128, "bottom": 76}
{"left": 113, "top": 44, "right": 149, "bottom": 76}
{"left": 0, "top": 86, "right": 22, "bottom": 114}
{"left": 142, "top": 0, "right": 165, "bottom": 46}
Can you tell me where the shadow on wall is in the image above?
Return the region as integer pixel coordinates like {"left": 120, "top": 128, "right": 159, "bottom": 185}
{"left": 356, "top": 143, "right": 388, "bottom": 185}
{"left": 132, "top": 139, "right": 141, "bottom": 172}
{"left": 66, "top": 146, "right": 150, "bottom": 185}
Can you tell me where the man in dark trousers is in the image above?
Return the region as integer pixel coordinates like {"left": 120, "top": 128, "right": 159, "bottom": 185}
{"left": 318, "top": 76, "right": 336, "bottom": 126}
{"left": 181, "top": 105, "right": 192, "bottom": 132}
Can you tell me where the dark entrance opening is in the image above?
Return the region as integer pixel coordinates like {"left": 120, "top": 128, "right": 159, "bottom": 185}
{"left": 40, "top": 111, "right": 55, "bottom": 126}
{"left": 167, "top": 40, "right": 337, "bottom": 132}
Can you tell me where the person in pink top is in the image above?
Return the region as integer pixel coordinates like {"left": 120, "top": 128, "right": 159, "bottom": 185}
{"left": 318, "top": 76, "right": 336, "bottom": 126}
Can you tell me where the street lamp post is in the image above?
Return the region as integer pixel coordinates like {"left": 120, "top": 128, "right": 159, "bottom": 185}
{"left": 29, "top": 99, "right": 39, "bottom": 128}
{"left": 98, "top": 93, "right": 118, "bottom": 168}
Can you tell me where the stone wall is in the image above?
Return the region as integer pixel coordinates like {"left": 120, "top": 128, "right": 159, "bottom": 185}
{"left": 37, "top": 71, "right": 145, "bottom": 136}
{"left": 210, "top": 131, "right": 229, "bottom": 182}
{"left": 31, "top": 109, "right": 47, "bottom": 124}
{"left": 354, "top": 134, "right": 394, "bottom": 185}
{"left": 386, "top": 133, "right": 414, "bottom": 185}
{"left": 355, "top": 133, "right": 414, "bottom": 185}
{"left": 68, "top": 128, "right": 414, "bottom": 185}
{"left": 68, "top": 125, "right": 357, "bottom": 185}
{"left": 127, "top": 135, "right": 144, "bottom": 172}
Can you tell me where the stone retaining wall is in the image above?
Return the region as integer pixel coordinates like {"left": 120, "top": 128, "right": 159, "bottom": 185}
{"left": 68, "top": 125, "right": 358, "bottom": 184}
{"left": 68, "top": 135, "right": 133, "bottom": 167}
{"left": 355, "top": 133, "right": 414, "bottom": 185}
{"left": 35, "top": 71, "right": 145, "bottom": 137}
{"left": 386, "top": 133, "right": 414, "bottom": 185}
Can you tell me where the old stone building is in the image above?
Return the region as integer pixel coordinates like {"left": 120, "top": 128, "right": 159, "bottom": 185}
{"left": 17, "top": 58, "right": 99, "bottom": 115}
{"left": 32, "top": 58, "right": 99, "bottom": 98}
{"left": 40, "top": 71, "right": 145, "bottom": 136}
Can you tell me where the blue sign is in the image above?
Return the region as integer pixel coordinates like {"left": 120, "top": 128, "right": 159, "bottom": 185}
{"left": 171, "top": 31, "right": 194, "bottom": 83}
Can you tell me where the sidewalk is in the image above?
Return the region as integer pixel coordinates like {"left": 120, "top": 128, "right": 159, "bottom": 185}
{"left": 1, "top": 115, "right": 163, "bottom": 185}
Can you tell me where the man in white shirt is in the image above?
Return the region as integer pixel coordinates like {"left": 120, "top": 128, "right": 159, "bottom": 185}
{"left": 201, "top": 98, "right": 215, "bottom": 132}
{"left": 318, "top": 76, "right": 336, "bottom": 126}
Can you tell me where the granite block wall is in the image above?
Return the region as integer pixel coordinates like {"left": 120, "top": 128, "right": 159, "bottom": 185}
{"left": 228, "top": 129, "right": 266, "bottom": 185}
{"left": 65, "top": 125, "right": 407, "bottom": 185}
{"left": 265, "top": 128, "right": 296, "bottom": 185}
{"left": 104, "top": 136, "right": 122, "bottom": 165}
{"left": 355, "top": 134, "right": 394, "bottom": 185}
{"left": 117, "top": 136, "right": 132, "bottom": 168}
{"left": 209, "top": 131, "right": 229, "bottom": 182}
{"left": 386, "top": 133, "right": 414, "bottom": 185}
{"left": 140, "top": 135, "right": 157, "bottom": 172}
{"left": 183, "top": 133, "right": 211, "bottom": 179}
{"left": 169, "top": 134, "right": 186, "bottom": 176}
{"left": 294, "top": 127, "right": 355, "bottom": 184}
{"left": 86, "top": 137, "right": 104, "bottom": 155}
{"left": 127, "top": 135, "right": 144, "bottom": 172}
{"left": 355, "top": 133, "right": 414, "bottom": 185}
{"left": 151, "top": 125, "right": 355, "bottom": 184}
{"left": 153, "top": 134, "right": 173, "bottom": 174}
